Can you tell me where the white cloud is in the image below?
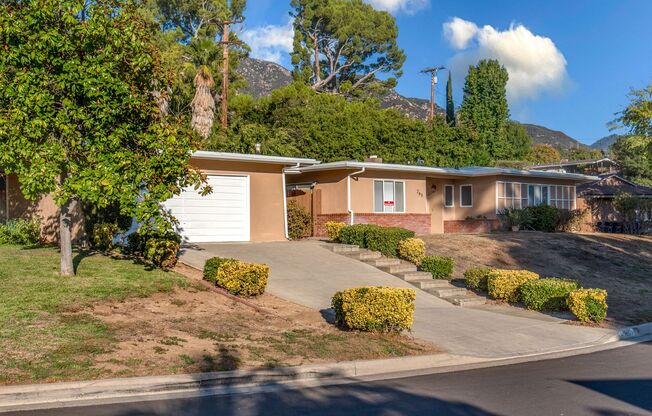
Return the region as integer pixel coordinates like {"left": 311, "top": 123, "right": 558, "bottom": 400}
{"left": 365, "top": 0, "right": 428, "bottom": 14}
{"left": 443, "top": 17, "right": 569, "bottom": 102}
{"left": 241, "top": 20, "right": 294, "bottom": 64}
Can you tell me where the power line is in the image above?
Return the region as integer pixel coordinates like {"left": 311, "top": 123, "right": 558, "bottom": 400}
{"left": 420, "top": 66, "right": 446, "bottom": 120}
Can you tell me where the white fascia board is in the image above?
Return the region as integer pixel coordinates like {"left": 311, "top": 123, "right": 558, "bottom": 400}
{"left": 191, "top": 151, "right": 320, "bottom": 166}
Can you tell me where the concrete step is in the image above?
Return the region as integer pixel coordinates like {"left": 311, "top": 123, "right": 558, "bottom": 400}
{"left": 344, "top": 250, "right": 382, "bottom": 260}
{"left": 394, "top": 271, "right": 433, "bottom": 282}
{"left": 444, "top": 295, "right": 487, "bottom": 307}
{"left": 410, "top": 279, "right": 452, "bottom": 290}
{"left": 365, "top": 257, "right": 401, "bottom": 267}
{"left": 378, "top": 263, "right": 417, "bottom": 274}
{"left": 427, "top": 287, "right": 468, "bottom": 298}
{"left": 331, "top": 244, "right": 360, "bottom": 253}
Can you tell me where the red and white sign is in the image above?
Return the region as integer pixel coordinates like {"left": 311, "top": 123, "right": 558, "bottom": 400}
{"left": 384, "top": 200, "right": 394, "bottom": 206}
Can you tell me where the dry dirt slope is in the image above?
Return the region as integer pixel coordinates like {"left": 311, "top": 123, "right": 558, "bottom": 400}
{"left": 422, "top": 232, "right": 652, "bottom": 325}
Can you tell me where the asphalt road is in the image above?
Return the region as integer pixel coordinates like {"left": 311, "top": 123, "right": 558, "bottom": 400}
{"left": 10, "top": 342, "right": 652, "bottom": 416}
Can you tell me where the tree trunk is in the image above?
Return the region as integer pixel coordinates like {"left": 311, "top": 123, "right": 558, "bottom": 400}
{"left": 313, "top": 36, "right": 321, "bottom": 84}
{"left": 59, "top": 198, "right": 74, "bottom": 276}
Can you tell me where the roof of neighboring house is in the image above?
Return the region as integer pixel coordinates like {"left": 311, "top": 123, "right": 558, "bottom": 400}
{"left": 577, "top": 174, "right": 652, "bottom": 198}
{"left": 526, "top": 157, "right": 617, "bottom": 170}
{"left": 191, "top": 151, "right": 319, "bottom": 166}
{"left": 291, "top": 160, "right": 598, "bottom": 181}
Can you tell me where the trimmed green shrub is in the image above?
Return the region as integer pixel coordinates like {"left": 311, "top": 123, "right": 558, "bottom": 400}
{"left": 338, "top": 224, "right": 379, "bottom": 247}
{"left": 216, "top": 260, "right": 269, "bottom": 297}
{"left": 287, "top": 200, "right": 312, "bottom": 240}
{"left": 568, "top": 289, "right": 608, "bottom": 323}
{"left": 420, "top": 256, "right": 454, "bottom": 279}
{"left": 203, "top": 257, "right": 237, "bottom": 284}
{"left": 398, "top": 238, "right": 426, "bottom": 265}
{"left": 520, "top": 278, "right": 581, "bottom": 311}
{"left": 92, "top": 222, "right": 118, "bottom": 251}
{"left": 365, "top": 226, "right": 415, "bottom": 257}
{"left": 331, "top": 286, "right": 416, "bottom": 332}
{"left": 144, "top": 237, "right": 180, "bottom": 269}
{"left": 325, "top": 221, "right": 346, "bottom": 242}
{"left": 487, "top": 269, "right": 540, "bottom": 302}
{"left": 0, "top": 218, "right": 41, "bottom": 245}
{"left": 524, "top": 205, "right": 559, "bottom": 232}
{"left": 126, "top": 228, "right": 181, "bottom": 268}
{"left": 464, "top": 268, "right": 492, "bottom": 291}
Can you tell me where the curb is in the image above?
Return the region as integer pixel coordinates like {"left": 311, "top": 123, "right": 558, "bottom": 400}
{"left": 1, "top": 324, "right": 651, "bottom": 413}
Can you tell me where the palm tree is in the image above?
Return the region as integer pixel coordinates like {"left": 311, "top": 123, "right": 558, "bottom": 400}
{"left": 191, "top": 65, "right": 216, "bottom": 139}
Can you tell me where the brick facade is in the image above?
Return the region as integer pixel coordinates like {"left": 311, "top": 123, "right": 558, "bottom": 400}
{"left": 314, "top": 213, "right": 432, "bottom": 237}
{"left": 313, "top": 213, "right": 350, "bottom": 237}
{"left": 443, "top": 219, "right": 501, "bottom": 233}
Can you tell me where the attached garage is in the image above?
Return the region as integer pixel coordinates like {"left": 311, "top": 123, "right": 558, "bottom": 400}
{"left": 165, "top": 152, "right": 319, "bottom": 243}
{"left": 164, "top": 175, "right": 250, "bottom": 243}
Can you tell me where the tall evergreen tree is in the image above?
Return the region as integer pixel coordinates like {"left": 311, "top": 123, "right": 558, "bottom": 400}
{"left": 459, "top": 59, "right": 509, "bottom": 162}
{"left": 445, "top": 72, "right": 455, "bottom": 126}
{"left": 290, "top": 0, "right": 405, "bottom": 95}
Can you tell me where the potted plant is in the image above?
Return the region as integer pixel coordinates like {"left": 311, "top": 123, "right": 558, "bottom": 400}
{"left": 499, "top": 208, "right": 531, "bottom": 231}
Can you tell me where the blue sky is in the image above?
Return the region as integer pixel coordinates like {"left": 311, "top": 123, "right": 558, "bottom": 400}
{"left": 241, "top": 0, "right": 652, "bottom": 145}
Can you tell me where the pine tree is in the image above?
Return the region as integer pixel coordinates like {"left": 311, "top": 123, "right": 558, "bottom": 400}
{"left": 445, "top": 72, "right": 455, "bottom": 126}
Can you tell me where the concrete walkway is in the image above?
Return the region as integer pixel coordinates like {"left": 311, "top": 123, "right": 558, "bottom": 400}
{"left": 180, "top": 240, "right": 616, "bottom": 358}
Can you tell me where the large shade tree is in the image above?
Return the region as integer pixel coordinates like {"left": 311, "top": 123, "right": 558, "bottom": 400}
{"left": 291, "top": 0, "right": 405, "bottom": 95}
{"left": 613, "top": 84, "right": 652, "bottom": 157}
{"left": 0, "top": 0, "right": 206, "bottom": 275}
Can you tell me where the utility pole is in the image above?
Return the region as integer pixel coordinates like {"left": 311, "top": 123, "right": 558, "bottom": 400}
{"left": 219, "top": 20, "right": 243, "bottom": 130}
{"left": 420, "top": 66, "right": 445, "bottom": 120}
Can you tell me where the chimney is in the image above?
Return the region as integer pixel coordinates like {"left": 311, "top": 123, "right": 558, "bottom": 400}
{"left": 364, "top": 155, "right": 383, "bottom": 163}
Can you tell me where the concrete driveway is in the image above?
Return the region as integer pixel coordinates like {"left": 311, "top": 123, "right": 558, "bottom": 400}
{"left": 180, "top": 240, "right": 616, "bottom": 358}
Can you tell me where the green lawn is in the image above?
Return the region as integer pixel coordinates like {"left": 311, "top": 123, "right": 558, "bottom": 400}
{"left": 0, "top": 245, "right": 187, "bottom": 384}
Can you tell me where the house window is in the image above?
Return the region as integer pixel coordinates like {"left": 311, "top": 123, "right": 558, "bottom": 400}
{"left": 497, "top": 181, "right": 577, "bottom": 212}
{"left": 373, "top": 180, "right": 405, "bottom": 213}
{"left": 444, "top": 185, "right": 454, "bottom": 207}
{"left": 460, "top": 185, "right": 473, "bottom": 207}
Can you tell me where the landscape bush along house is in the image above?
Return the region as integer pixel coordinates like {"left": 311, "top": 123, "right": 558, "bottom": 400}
{"left": 3, "top": 151, "right": 596, "bottom": 245}
{"left": 463, "top": 266, "right": 608, "bottom": 323}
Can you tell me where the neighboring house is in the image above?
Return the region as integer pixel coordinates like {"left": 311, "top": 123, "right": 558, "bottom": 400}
{"left": 527, "top": 158, "right": 619, "bottom": 176}
{"left": 577, "top": 174, "right": 652, "bottom": 228}
{"left": 4, "top": 151, "right": 597, "bottom": 243}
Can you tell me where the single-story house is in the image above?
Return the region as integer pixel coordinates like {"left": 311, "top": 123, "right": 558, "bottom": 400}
{"left": 526, "top": 158, "right": 619, "bottom": 176}
{"left": 577, "top": 174, "right": 652, "bottom": 230}
{"left": 285, "top": 157, "right": 596, "bottom": 237}
{"left": 2, "top": 151, "right": 598, "bottom": 243}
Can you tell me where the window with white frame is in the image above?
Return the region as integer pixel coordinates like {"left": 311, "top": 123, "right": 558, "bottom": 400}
{"left": 374, "top": 180, "right": 405, "bottom": 213}
{"left": 460, "top": 185, "right": 473, "bottom": 207}
{"left": 444, "top": 185, "right": 454, "bottom": 207}
{"left": 496, "top": 181, "right": 576, "bottom": 212}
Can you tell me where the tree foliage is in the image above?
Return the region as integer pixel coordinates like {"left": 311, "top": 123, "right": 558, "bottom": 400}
{"left": 141, "top": 0, "right": 249, "bottom": 133}
{"left": 0, "top": 0, "right": 205, "bottom": 274}
{"left": 211, "top": 83, "right": 485, "bottom": 166}
{"left": 527, "top": 144, "right": 561, "bottom": 164}
{"left": 610, "top": 135, "right": 652, "bottom": 186}
{"left": 613, "top": 84, "right": 652, "bottom": 157}
{"left": 291, "top": 0, "right": 405, "bottom": 95}
{"left": 446, "top": 72, "right": 455, "bottom": 126}
{"left": 459, "top": 59, "right": 510, "bottom": 163}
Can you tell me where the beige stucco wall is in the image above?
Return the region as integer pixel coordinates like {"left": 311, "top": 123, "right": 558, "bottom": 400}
{"left": 191, "top": 159, "right": 287, "bottom": 242}
{"left": 287, "top": 170, "right": 349, "bottom": 214}
{"left": 5, "top": 174, "right": 85, "bottom": 243}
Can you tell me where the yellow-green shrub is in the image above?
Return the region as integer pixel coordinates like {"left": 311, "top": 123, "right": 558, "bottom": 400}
{"left": 568, "top": 289, "right": 608, "bottom": 323}
{"left": 216, "top": 260, "right": 269, "bottom": 297}
{"left": 331, "top": 287, "right": 416, "bottom": 332}
{"left": 487, "top": 269, "right": 540, "bottom": 302}
{"left": 144, "top": 238, "right": 180, "bottom": 269}
{"left": 398, "top": 238, "right": 426, "bottom": 265}
{"left": 420, "top": 256, "right": 454, "bottom": 279}
{"left": 92, "top": 222, "right": 118, "bottom": 251}
{"left": 464, "top": 268, "right": 492, "bottom": 291}
{"left": 325, "top": 221, "right": 347, "bottom": 242}
{"left": 203, "top": 257, "right": 237, "bottom": 284}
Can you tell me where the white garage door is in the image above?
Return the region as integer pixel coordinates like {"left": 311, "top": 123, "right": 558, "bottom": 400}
{"left": 164, "top": 175, "right": 250, "bottom": 243}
